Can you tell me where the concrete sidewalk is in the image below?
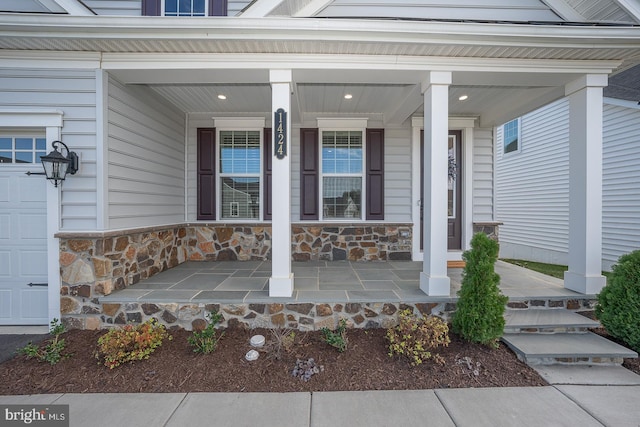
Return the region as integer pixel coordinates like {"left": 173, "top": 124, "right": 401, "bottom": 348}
{"left": 2, "top": 385, "right": 640, "bottom": 427}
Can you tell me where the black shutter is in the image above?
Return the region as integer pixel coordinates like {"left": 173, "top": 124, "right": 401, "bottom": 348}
{"left": 197, "top": 128, "right": 216, "bottom": 220}
{"left": 264, "top": 128, "right": 273, "bottom": 220}
{"left": 366, "top": 128, "right": 385, "bottom": 220}
{"left": 141, "top": 0, "right": 161, "bottom": 15}
{"left": 300, "top": 128, "right": 319, "bottom": 220}
{"left": 209, "top": 0, "right": 228, "bottom": 15}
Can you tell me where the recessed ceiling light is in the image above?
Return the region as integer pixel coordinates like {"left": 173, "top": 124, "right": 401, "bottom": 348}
{"left": 458, "top": 95, "right": 469, "bottom": 101}
{"left": 218, "top": 94, "right": 227, "bottom": 100}
{"left": 344, "top": 94, "right": 353, "bottom": 100}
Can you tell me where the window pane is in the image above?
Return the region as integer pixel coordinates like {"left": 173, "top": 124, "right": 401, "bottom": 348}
{"left": 504, "top": 119, "right": 519, "bottom": 154}
{"left": 36, "top": 138, "right": 46, "bottom": 150}
{"left": 165, "top": 0, "right": 178, "bottom": 15}
{"left": 220, "top": 131, "right": 260, "bottom": 174}
{"left": 221, "top": 177, "right": 260, "bottom": 219}
{"left": 193, "top": 0, "right": 205, "bottom": 15}
{"left": 15, "top": 138, "right": 33, "bottom": 150}
{"left": 0, "top": 152, "right": 11, "bottom": 163}
{"left": 322, "top": 131, "right": 362, "bottom": 173}
{"left": 178, "top": 0, "right": 190, "bottom": 15}
{"left": 323, "top": 177, "right": 361, "bottom": 219}
{"left": 15, "top": 152, "right": 32, "bottom": 163}
{"left": 0, "top": 138, "right": 11, "bottom": 150}
{"left": 36, "top": 151, "right": 46, "bottom": 162}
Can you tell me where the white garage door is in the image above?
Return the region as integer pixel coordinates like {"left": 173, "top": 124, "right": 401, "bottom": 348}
{"left": 0, "top": 164, "right": 49, "bottom": 325}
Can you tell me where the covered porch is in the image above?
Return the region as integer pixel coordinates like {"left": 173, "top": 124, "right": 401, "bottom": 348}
{"left": 89, "top": 260, "right": 595, "bottom": 331}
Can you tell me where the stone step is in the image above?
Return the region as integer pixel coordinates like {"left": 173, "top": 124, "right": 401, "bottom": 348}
{"left": 501, "top": 332, "right": 638, "bottom": 366}
{"left": 504, "top": 309, "right": 599, "bottom": 333}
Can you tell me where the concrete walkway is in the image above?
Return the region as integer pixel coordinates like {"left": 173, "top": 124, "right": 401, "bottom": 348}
{"left": 2, "top": 384, "right": 640, "bottom": 427}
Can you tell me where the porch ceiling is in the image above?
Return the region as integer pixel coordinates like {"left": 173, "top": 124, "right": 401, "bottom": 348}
{"left": 114, "top": 68, "right": 586, "bottom": 127}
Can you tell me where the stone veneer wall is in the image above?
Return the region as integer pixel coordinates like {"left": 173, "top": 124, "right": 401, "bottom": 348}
{"left": 57, "top": 223, "right": 412, "bottom": 329}
{"left": 80, "top": 297, "right": 597, "bottom": 332}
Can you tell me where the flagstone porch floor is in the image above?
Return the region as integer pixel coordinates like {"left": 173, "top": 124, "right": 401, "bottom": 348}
{"left": 100, "top": 260, "right": 592, "bottom": 305}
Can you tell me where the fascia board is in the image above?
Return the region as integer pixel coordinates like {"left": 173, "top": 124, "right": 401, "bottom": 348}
{"left": 2, "top": 15, "right": 640, "bottom": 47}
{"left": 0, "top": 50, "right": 101, "bottom": 68}
{"left": 100, "top": 52, "right": 621, "bottom": 75}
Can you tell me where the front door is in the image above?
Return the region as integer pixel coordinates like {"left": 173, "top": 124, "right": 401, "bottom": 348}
{"left": 420, "top": 130, "right": 462, "bottom": 250}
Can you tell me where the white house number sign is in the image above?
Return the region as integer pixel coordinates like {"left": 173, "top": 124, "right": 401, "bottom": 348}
{"left": 275, "top": 108, "right": 287, "bottom": 159}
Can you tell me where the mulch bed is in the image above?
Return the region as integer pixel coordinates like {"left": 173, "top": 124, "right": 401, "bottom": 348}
{"left": 0, "top": 327, "right": 547, "bottom": 395}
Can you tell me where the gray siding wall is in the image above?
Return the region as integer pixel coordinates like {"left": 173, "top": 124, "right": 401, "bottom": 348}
{"left": 602, "top": 101, "right": 640, "bottom": 270}
{"left": 84, "top": 0, "right": 250, "bottom": 16}
{"left": 495, "top": 97, "right": 640, "bottom": 271}
{"left": 0, "top": 68, "right": 98, "bottom": 231}
{"left": 495, "top": 98, "right": 570, "bottom": 261}
{"left": 473, "top": 127, "right": 495, "bottom": 222}
{"left": 383, "top": 126, "right": 412, "bottom": 222}
{"left": 107, "top": 77, "right": 185, "bottom": 228}
{"left": 84, "top": 0, "right": 140, "bottom": 15}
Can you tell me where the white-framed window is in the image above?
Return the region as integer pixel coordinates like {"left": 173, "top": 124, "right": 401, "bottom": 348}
{"left": 502, "top": 118, "right": 521, "bottom": 155}
{"left": 218, "top": 129, "right": 262, "bottom": 220}
{"left": 320, "top": 130, "right": 364, "bottom": 220}
{"left": 0, "top": 133, "right": 46, "bottom": 164}
{"left": 163, "top": 0, "right": 207, "bottom": 16}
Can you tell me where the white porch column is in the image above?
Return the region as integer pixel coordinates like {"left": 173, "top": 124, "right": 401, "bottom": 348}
{"left": 269, "top": 69, "right": 294, "bottom": 297}
{"left": 420, "top": 71, "right": 451, "bottom": 296}
{"left": 564, "top": 74, "right": 608, "bottom": 295}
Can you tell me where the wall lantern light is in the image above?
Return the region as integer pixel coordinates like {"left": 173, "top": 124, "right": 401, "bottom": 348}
{"left": 40, "top": 140, "right": 78, "bottom": 187}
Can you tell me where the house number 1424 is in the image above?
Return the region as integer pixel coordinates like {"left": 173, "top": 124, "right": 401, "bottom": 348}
{"left": 275, "top": 108, "right": 287, "bottom": 159}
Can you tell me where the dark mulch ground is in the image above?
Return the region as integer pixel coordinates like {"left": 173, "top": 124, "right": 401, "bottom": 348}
{"left": 0, "top": 327, "right": 548, "bottom": 395}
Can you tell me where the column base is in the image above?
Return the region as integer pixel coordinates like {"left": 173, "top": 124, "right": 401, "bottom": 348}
{"left": 419, "top": 272, "right": 451, "bottom": 296}
{"left": 564, "top": 271, "right": 606, "bottom": 295}
{"left": 269, "top": 274, "right": 295, "bottom": 297}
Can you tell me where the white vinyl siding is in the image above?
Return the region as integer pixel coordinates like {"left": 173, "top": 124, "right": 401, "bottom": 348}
{"left": 107, "top": 77, "right": 185, "bottom": 228}
{"left": 383, "top": 127, "right": 411, "bottom": 222}
{"left": 83, "top": 0, "right": 141, "bottom": 15}
{"left": 472, "top": 127, "right": 495, "bottom": 222}
{"left": 602, "top": 102, "right": 640, "bottom": 270}
{"left": 495, "top": 98, "right": 570, "bottom": 254}
{"left": 0, "top": 68, "right": 98, "bottom": 230}
{"left": 496, "top": 97, "right": 640, "bottom": 271}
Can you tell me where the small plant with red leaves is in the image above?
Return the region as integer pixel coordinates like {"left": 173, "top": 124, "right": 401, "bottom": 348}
{"left": 95, "top": 319, "right": 171, "bottom": 369}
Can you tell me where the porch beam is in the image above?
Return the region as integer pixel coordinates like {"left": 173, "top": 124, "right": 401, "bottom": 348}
{"left": 420, "top": 71, "right": 451, "bottom": 296}
{"left": 564, "top": 74, "right": 608, "bottom": 295}
{"left": 269, "top": 69, "right": 294, "bottom": 297}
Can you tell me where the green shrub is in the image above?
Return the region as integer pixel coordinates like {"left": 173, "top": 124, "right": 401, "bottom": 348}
{"left": 321, "top": 318, "right": 348, "bottom": 352}
{"left": 595, "top": 250, "right": 640, "bottom": 352}
{"left": 95, "top": 319, "right": 171, "bottom": 369}
{"left": 188, "top": 311, "right": 225, "bottom": 354}
{"left": 387, "top": 309, "right": 450, "bottom": 366}
{"left": 452, "top": 232, "right": 508, "bottom": 348}
{"left": 17, "top": 318, "right": 70, "bottom": 365}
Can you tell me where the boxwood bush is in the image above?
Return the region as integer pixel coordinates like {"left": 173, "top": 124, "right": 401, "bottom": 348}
{"left": 595, "top": 250, "right": 640, "bottom": 353}
{"left": 452, "top": 232, "right": 508, "bottom": 348}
